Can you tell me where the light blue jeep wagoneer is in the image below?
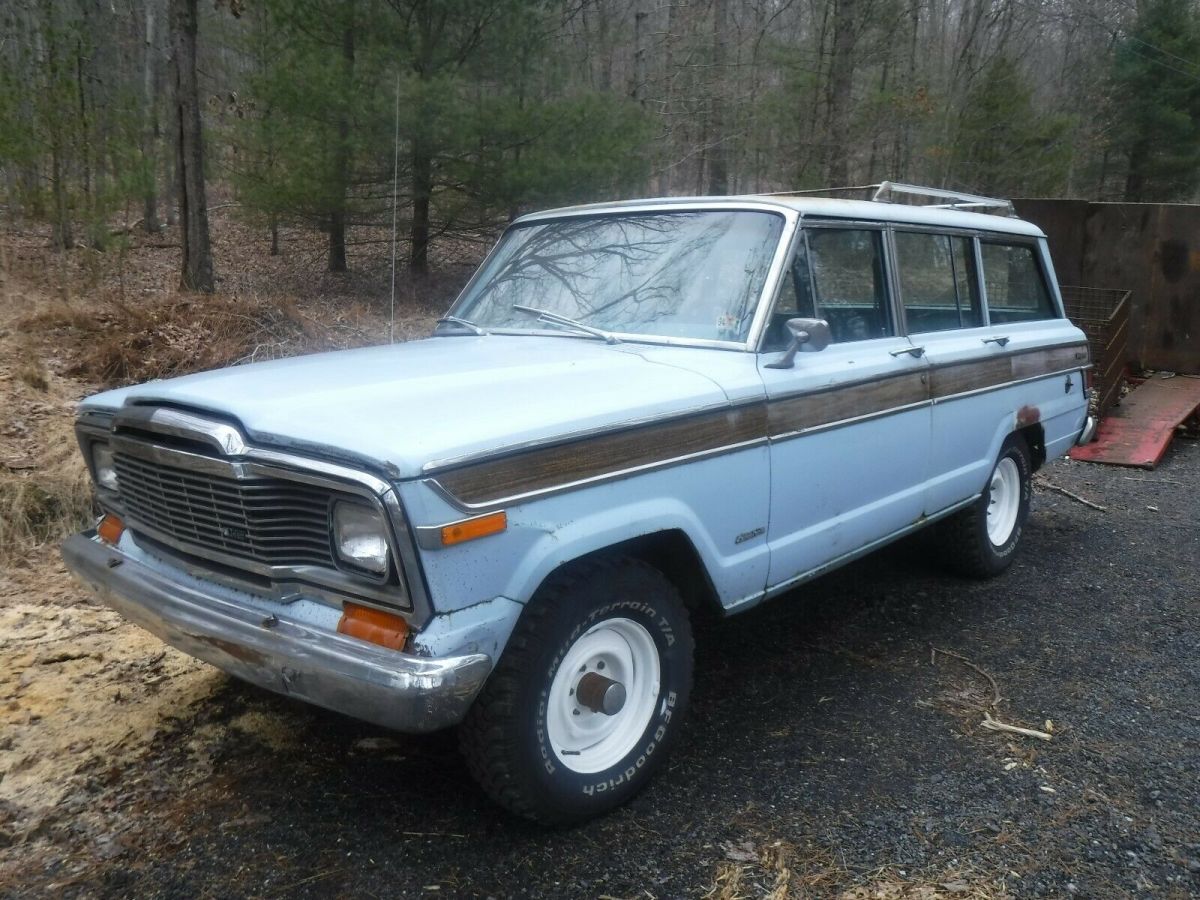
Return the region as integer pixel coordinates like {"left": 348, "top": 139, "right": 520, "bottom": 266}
{"left": 64, "top": 184, "right": 1094, "bottom": 822}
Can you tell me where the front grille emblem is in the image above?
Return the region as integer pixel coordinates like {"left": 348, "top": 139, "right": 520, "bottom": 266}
{"left": 221, "top": 525, "right": 250, "bottom": 542}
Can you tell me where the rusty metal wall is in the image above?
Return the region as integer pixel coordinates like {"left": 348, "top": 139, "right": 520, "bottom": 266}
{"left": 1013, "top": 199, "right": 1200, "bottom": 374}
{"left": 1147, "top": 205, "right": 1200, "bottom": 373}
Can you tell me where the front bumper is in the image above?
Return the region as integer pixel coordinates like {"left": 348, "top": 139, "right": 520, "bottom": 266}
{"left": 62, "top": 532, "right": 491, "bottom": 733}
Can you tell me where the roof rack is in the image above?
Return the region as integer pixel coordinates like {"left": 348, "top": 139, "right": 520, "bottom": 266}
{"left": 759, "top": 181, "right": 1016, "bottom": 217}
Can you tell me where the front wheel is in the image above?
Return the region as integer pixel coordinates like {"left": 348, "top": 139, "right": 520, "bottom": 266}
{"left": 459, "top": 556, "right": 694, "bottom": 824}
{"left": 936, "top": 435, "right": 1033, "bottom": 578}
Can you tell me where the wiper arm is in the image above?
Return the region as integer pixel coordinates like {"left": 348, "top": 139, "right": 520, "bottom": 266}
{"left": 512, "top": 304, "right": 621, "bottom": 345}
{"left": 435, "top": 315, "right": 488, "bottom": 336}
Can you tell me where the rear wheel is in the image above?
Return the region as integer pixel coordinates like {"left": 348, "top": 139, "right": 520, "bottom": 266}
{"left": 937, "top": 434, "right": 1032, "bottom": 578}
{"left": 459, "top": 556, "right": 693, "bottom": 824}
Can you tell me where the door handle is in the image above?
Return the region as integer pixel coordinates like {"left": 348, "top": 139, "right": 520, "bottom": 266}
{"left": 982, "top": 335, "right": 1010, "bottom": 347}
{"left": 890, "top": 345, "right": 925, "bottom": 358}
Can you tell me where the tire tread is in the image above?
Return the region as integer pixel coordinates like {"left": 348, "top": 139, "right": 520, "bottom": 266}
{"left": 458, "top": 555, "right": 691, "bottom": 824}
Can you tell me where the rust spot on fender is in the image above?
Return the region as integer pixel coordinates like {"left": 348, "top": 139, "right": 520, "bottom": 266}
{"left": 1017, "top": 405, "right": 1041, "bottom": 427}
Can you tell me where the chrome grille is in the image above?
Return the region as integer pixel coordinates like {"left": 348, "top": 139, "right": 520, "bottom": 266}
{"left": 113, "top": 452, "right": 336, "bottom": 568}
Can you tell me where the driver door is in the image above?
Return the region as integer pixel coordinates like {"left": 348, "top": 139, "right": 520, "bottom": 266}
{"left": 758, "top": 224, "right": 932, "bottom": 591}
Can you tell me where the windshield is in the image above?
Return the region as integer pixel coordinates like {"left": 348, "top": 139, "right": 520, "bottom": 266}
{"left": 453, "top": 210, "right": 785, "bottom": 343}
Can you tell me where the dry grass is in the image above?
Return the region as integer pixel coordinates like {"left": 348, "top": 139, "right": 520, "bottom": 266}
{"left": 706, "top": 840, "right": 841, "bottom": 899}
{"left": 705, "top": 839, "right": 1012, "bottom": 900}
{"left": 14, "top": 360, "right": 49, "bottom": 392}
{"left": 17, "top": 293, "right": 388, "bottom": 389}
{"left": 840, "top": 869, "right": 1012, "bottom": 899}
{"left": 0, "top": 470, "right": 95, "bottom": 567}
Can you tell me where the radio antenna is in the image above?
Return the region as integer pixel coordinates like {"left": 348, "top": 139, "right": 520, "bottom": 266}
{"left": 388, "top": 72, "right": 400, "bottom": 344}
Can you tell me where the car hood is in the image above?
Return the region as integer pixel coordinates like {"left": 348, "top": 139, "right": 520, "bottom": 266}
{"left": 83, "top": 336, "right": 739, "bottom": 479}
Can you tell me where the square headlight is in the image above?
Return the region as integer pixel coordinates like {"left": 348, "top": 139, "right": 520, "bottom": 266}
{"left": 92, "top": 443, "right": 119, "bottom": 492}
{"left": 332, "top": 501, "right": 390, "bottom": 575}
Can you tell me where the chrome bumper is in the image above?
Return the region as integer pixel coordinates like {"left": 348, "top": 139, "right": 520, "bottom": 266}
{"left": 61, "top": 532, "right": 491, "bottom": 733}
{"left": 1077, "top": 414, "right": 1098, "bottom": 445}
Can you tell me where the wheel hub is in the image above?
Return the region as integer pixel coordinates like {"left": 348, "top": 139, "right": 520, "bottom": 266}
{"left": 575, "top": 671, "right": 627, "bottom": 715}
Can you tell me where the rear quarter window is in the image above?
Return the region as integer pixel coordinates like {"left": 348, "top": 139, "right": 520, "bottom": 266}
{"left": 981, "top": 242, "right": 1057, "bottom": 323}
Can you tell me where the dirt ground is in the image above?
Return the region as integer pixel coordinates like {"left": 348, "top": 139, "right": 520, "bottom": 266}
{"left": 1, "top": 221, "right": 1198, "bottom": 899}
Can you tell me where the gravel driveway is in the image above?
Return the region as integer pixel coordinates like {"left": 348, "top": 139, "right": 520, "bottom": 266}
{"left": 4, "top": 437, "right": 1198, "bottom": 898}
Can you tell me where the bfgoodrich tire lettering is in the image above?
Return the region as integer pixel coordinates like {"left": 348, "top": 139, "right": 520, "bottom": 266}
{"left": 459, "top": 556, "right": 694, "bottom": 824}
{"left": 936, "top": 434, "right": 1033, "bottom": 578}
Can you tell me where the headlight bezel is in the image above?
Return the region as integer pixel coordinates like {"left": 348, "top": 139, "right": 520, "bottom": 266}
{"left": 91, "top": 442, "right": 120, "bottom": 492}
{"left": 331, "top": 500, "right": 392, "bottom": 577}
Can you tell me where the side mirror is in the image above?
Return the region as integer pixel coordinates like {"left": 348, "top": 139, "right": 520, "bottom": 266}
{"left": 765, "top": 318, "right": 831, "bottom": 369}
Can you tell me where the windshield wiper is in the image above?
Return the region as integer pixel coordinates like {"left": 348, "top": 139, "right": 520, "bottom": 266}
{"left": 435, "top": 315, "right": 488, "bottom": 336}
{"left": 512, "top": 304, "right": 621, "bottom": 344}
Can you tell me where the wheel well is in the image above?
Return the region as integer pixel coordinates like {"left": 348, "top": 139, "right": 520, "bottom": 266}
{"left": 544, "top": 530, "right": 722, "bottom": 617}
{"left": 1017, "top": 422, "right": 1046, "bottom": 471}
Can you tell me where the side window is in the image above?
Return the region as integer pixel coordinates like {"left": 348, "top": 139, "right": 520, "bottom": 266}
{"left": 806, "top": 228, "right": 893, "bottom": 342}
{"left": 761, "top": 253, "right": 817, "bottom": 351}
{"left": 980, "top": 242, "right": 1057, "bottom": 323}
{"left": 894, "top": 231, "right": 982, "bottom": 332}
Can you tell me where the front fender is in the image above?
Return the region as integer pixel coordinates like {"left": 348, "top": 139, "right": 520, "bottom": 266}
{"left": 398, "top": 446, "right": 772, "bottom": 615}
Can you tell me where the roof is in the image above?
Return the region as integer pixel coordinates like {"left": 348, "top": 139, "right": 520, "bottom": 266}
{"left": 514, "top": 194, "right": 1046, "bottom": 238}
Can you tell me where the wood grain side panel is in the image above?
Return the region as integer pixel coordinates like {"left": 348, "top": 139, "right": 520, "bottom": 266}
{"left": 768, "top": 371, "right": 928, "bottom": 436}
{"left": 436, "top": 404, "right": 769, "bottom": 505}
{"left": 931, "top": 343, "right": 1088, "bottom": 399}
{"left": 1010, "top": 344, "right": 1090, "bottom": 379}
{"left": 931, "top": 356, "right": 1013, "bottom": 398}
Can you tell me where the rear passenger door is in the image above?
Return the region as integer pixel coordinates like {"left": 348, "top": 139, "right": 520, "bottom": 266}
{"left": 891, "top": 228, "right": 996, "bottom": 513}
{"left": 759, "top": 224, "right": 931, "bottom": 591}
{"left": 893, "top": 230, "right": 1081, "bottom": 514}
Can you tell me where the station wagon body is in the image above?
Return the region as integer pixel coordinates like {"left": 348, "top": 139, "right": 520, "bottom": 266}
{"left": 63, "top": 189, "right": 1094, "bottom": 821}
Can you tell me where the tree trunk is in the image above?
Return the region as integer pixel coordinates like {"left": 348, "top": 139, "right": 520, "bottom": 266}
{"left": 632, "top": 8, "right": 647, "bottom": 104}
{"left": 706, "top": 0, "right": 730, "bottom": 195}
{"left": 328, "top": 0, "right": 354, "bottom": 273}
{"left": 660, "top": 0, "right": 677, "bottom": 195}
{"left": 1124, "top": 137, "right": 1149, "bottom": 202}
{"left": 50, "top": 142, "right": 73, "bottom": 250}
{"left": 170, "top": 0, "right": 214, "bottom": 292}
{"left": 165, "top": 146, "right": 178, "bottom": 226}
{"left": 410, "top": 137, "right": 431, "bottom": 274}
{"left": 409, "top": 0, "right": 433, "bottom": 275}
{"left": 328, "top": 210, "right": 347, "bottom": 271}
{"left": 825, "top": 0, "right": 857, "bottom": 185}
{"left": 142, "top": 0, "right": 161, "bottom": 233}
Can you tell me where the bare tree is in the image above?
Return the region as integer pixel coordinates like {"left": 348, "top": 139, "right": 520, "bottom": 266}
{"left": 170, "top": 0, "right": 214, "bottom": 291}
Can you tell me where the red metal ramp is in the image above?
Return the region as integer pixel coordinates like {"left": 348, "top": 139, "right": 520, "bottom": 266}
{"left": 1070, "top": 376, "right": 1200, "bottom": 468}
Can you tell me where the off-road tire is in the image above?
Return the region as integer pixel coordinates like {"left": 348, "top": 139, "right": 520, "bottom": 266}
{"left": 936, "top": 434, "right": 1033, "bottom": 578}
{"left": 458, "top": 556, "right": 694, "bottom": 825}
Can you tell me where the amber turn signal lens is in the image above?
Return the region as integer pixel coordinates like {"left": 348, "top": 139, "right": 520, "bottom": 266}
{"left": 440, "top": 511, "right": 507, "bottom": 547}
{"left": 97, "top": 514, "right": 125, "bottom": 546}
{"left": 337, "top": 603, "right": 409, "bottom": 651}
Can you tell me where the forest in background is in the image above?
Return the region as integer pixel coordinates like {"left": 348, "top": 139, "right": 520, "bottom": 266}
{"left": 2, "top": 0, "right": 1200, "bottom": 280}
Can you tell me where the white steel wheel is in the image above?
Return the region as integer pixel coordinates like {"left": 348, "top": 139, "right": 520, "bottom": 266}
{"left": 986, "top": 456, "right": 1022, "bottom": 546}
{"left": 935, "top": 436, "right": 1031, "bottom": 579}
{"left": 545, "top": 617, "right": 662, "bottom": 775}
{"left": 460, "top": 555, "right": 694, "bottom": 823}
